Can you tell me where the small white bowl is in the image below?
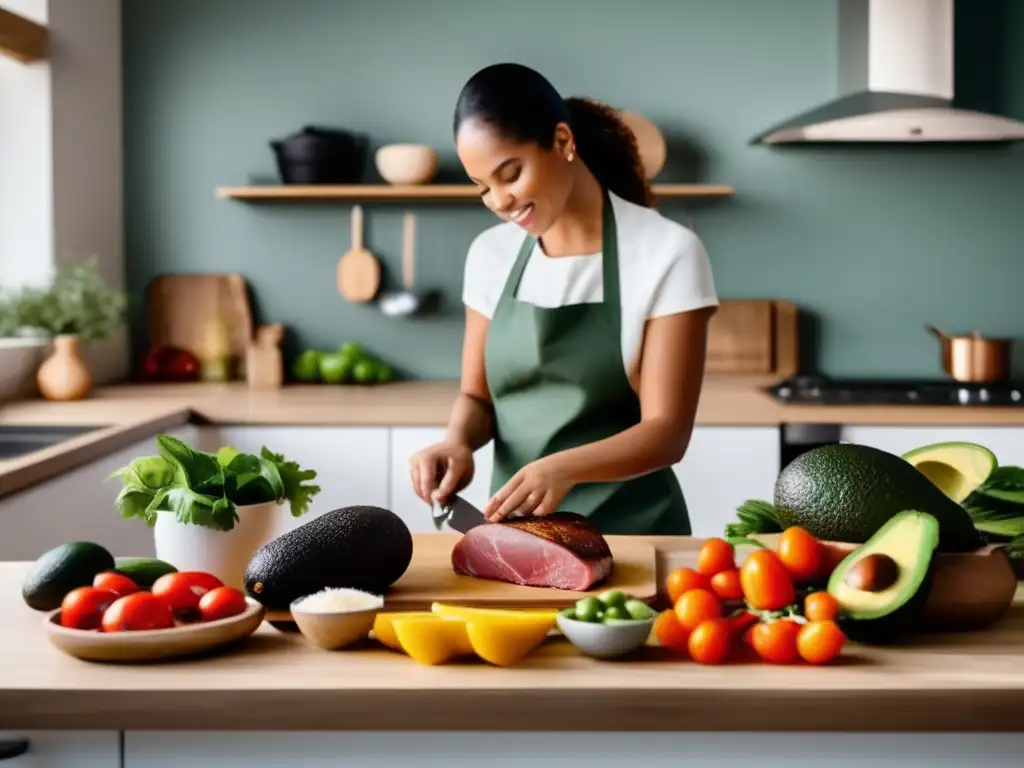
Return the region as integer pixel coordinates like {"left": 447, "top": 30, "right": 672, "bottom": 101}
{"left": 289, "top": 588, "right": 384, "bottom": 651}
{"left": 556, "top": 613, "right": 655, "bottom": 660}
{"left": 374, "top": 144, "right": 439, "bottom": 185}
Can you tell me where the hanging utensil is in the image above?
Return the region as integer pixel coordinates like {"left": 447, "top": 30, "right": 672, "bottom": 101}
{"left": 379, "top": 212, "right": 422, "bottom": 317}
{"left": 925, "top": 325, "right": 1011, "bottom": 383}
{"left": 336, "top": 205, "right": 381, "bottom": 302}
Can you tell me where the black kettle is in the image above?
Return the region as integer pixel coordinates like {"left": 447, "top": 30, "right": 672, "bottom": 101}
{"left": 270, "top": 126, "right": 365, "bottom": 184}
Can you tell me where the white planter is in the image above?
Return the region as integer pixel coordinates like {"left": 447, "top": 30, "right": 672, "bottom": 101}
{"left": 153, "top": 501, "right": 284, "bottom": 590}
{"left": 0, "top": 336, "right": 50, "bottom": 402}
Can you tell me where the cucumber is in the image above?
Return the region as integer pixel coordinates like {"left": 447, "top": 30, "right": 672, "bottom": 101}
{"left": 114, "top": 557, "right": 178, "bottom": 588}
{"left": 22, "top": 541, "right": 115, "bottom": 612}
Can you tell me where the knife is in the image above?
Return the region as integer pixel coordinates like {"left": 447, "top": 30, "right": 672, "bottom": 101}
{"left": 432, "top": 492, "right": 487, "bottom": 533}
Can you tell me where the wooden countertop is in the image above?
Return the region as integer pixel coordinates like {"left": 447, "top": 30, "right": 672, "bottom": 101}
{"left": 2, "top": 377, "right": 1024, "bottom": 499}
{"left": 1, "top": 539, "right": 1022, "bottom": 733}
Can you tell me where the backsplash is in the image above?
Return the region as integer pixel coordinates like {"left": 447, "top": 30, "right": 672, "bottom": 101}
{"left": 123, "top": 0, "right": 1024, "bottom": 380}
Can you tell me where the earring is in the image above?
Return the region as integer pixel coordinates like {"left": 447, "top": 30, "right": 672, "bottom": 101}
{"left": 566, "top": 149, "right": 575, "bottom": 162}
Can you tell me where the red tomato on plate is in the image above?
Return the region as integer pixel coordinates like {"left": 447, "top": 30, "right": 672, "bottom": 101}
{"left": 93, "top": 571, "right": 140, "bottom": 597}
{"left": 151, "top": 571, "right": 224, "bottom": 619}
{"left": 101, "top": 592, "right": 175, "bottom": 633}
{"left": 198, "top": 586, "right": 248, "bottom": 622}
{"left": 60, "top": 587, "right": 119, "bottom": 631}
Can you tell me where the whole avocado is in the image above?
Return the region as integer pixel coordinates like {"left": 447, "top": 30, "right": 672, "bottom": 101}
{"left": 22, "top": 541, "right": 116, "bottom": 611}
{"left": 244, "top": 505, "right": 414, "bottom": 611}
{"left": 774, "top": 443, "right": 983, "bottom": 553}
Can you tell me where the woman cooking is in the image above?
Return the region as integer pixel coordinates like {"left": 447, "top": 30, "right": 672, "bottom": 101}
{"left": 410, "top": 63, "right": 719, "bottom": 536}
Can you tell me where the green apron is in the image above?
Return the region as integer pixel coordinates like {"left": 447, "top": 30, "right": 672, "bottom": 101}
{"left": 483, "top": 190, "right": 691, "bottom": 535}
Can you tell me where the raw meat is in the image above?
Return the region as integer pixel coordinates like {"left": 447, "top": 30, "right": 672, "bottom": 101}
{"left": 451, "top": 512, "right": 614, "bottom": 591}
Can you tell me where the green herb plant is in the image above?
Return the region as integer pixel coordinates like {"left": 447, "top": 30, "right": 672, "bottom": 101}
{"left": 110, "top": 434, "right": 322, "bottom": 532}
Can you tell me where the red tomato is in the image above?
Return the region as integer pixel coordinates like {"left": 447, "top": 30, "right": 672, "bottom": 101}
{"left": 151, "top": 571, "right": 224, "bottom": 619}
{"left": 696, "top": 537, "right": 735, "bottom": 576}
{"left": 101, "top": 592, "right": 175, "bottom": 633}
{"left": 739, "top": 550, "right": 796, "bottom": 611}
{"left": 673, "top": 588, "right": 723, "bottom": 631}
{"left": 751, "top": 619, "right": 801, "bottom": 664}
{"left": 60, "top": 587, "right": 119, "bottom": 631}
{"left": 777, "top": 526, "right": 823, "bottom": 581}
{"left": 93, "top": 571, "right": 139, "bottom": 597}
{"left": 198, "top": 586, "right": 248, "bottom": 622}
{"left": 709, "top": 568, "right": 744, "bottom": 601}
{"left": 687, "top": 619, "right": 733, "bottom": 665}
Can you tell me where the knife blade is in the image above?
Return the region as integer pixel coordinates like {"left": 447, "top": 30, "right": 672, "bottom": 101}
{"left": 434, "top": 493, "right": 487, "bottom": 533}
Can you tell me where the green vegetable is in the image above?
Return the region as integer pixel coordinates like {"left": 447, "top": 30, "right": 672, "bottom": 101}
{"left": 624, "top": 599, "right": 655, "bottom": 621}
{"left": 597, "top": 589, "right": 627, "bottom": 609}
{"left": 113, "top": 557, "right": 177, "bottom": 588}
{"left": 573, "top": 597, "right": 603, "bottom": 623}
{"left": 110, "top": 434, "right": 321, "bottom": 532}
{"left": 566, "top": 592, "right": 654, "bottom": 624}
{"left": 22, "top": 541, "right": 115, "bottom": 612}
{"left": 723, "top": 499, "right": 783, "bottom": 547}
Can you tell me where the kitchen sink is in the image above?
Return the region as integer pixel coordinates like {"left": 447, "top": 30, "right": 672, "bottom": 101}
{"left": 0, "top": 425, "right": 107, "bottom": 460}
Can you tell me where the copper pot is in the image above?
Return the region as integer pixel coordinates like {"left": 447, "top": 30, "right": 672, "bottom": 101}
{"left": 926, "top": 325, "right": 1011, "bottom": 383}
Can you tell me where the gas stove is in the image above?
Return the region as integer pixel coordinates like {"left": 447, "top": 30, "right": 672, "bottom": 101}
{"left": 767, "top": 375, "right": 1024, "bottom": 407}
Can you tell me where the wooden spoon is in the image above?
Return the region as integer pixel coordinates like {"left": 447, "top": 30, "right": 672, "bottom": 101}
{"left": 337, "top": 205, "right": 381, "bottom": 302}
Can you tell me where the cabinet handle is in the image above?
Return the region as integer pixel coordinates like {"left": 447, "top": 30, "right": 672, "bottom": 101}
{"left": 0, "top": 740, "right": 29, "bottom": 760}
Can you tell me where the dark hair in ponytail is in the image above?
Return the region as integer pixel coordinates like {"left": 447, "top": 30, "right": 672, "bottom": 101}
{"left": 453, "top": 63, "right": 653, "bottom": 208}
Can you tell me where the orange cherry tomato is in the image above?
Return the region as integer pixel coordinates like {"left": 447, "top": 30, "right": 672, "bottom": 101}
{"left": 653, "top": 609, "right": 690, "bottom": 652}
{"left": 93, "top": 571, "right": 140, "bottom": 597}
{"left": 101, "top": 592, "right": 175, "bottom": 633}
{"left": 198, "top": 586, "right": 248, "bottom": 622}
{"left": 751, "top": 619, "right": 802, "bottom": 664}
{"left": 739, "top": 550, "right": 796, "bottom": 611}
{"left": 696, "top": 537, "right": 735, "bottom": 576}
{"left": 709, "top": 568, "right": 743, "bottom": 601}
{"left": 688, "top": 619, "right": 733, "bottom": 665}
{"left": 151, "top": 571, "right": 224, "bottom": 620}
{"left": 60, "top": 587, "right": 119, "bottom": 631}
{"left": 665, "top": 566, "right": 709, "bottom": 604}
{"left": 674, "top": 588, "right": 723, "bottom": 631}
{"left": 777, "top": 526, "right": 823, "bottom": 581}
{"left": 797, "top": 620, "right": 846, "bottom": 664}
{"left": 803, "top": 591, "right": 840, "bottom": 622}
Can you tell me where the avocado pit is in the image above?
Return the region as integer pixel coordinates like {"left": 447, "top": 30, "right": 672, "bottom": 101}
{"left": 844, "top": 553, "right": 900, "bottom": 592}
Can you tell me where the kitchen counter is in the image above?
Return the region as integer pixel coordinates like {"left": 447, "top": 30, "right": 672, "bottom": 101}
{"left": 1, "top": 538, "right": 1022, "bottom": 733}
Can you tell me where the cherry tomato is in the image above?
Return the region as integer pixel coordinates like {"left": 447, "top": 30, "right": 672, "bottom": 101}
{"left": 751, "top": 619, "right": 801, "bottom": 664}
{"left": 198, "top": 586, "right": 248, "bottom": 622}
{"left": 797, "top": 620, "right": 846, "bottom": 664}
{"left": 151, "top": 571, "right": 224, "bottom": 619}
{"left": 674, "top": 588, "right": 722, "bottom": 631}
{"left": 777, "top": 526, "right": 823, "bottom": 581}
{"left": 709, "top": 568, "right": 743, "bottom": 601}
{"left": 804, "top": 591, "right": 840, "bottom": 622}
{"left": 739, "top": 550, "right": 796, "bottom": 611}
{"left": 687, "top": 619, "right": 732, "bottom": 665}
{"left": 727, "top": 610, "right": 759, "bottom": 638}
{"left": 652, "top": 609, "right": 690, "bottom": 652}
{"left": 696, "top": 537, "right": 735, "bottom": 576}
{"left": 93, "top": 571, "right": 139, "bottom": 597}
{"left": 665, "top": 567, "right": 709, "bottom": 604}
{"left": 60, "top": 587, "right": 119, "bottom": 631}
{"left": 101, "top": 592, "right": 175, "bottom": 633}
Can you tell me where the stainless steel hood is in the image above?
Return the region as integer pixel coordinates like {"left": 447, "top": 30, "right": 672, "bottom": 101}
{"left": 751, "top": 0, "right": 1024, "bottom": 144}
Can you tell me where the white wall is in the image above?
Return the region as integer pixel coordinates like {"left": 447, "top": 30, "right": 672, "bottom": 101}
{"left": 0, "top": 0, "right": 127, "bottom": 382}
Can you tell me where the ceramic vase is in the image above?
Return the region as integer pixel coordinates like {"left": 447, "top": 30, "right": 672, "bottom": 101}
{"left": 36, "top": 334, "right": 92, "bottom": 401}
{"left": 153, "top": 500, "right": 284, "bottom": 591}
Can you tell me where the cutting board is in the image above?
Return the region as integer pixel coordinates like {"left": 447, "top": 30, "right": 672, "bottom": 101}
{"left": 146, "top": 273, "right": 254, "bottom": 361}
{"left": 263, "top": 533, "right": 657, "bottom": 622}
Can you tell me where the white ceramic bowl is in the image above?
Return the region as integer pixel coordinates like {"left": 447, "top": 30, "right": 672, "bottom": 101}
{"left": 556, "top": 613, "right": 655, "bottom": 659}
{"left": 0, "top": 336, "right": 49, "bottom": 402}
{"left": 374, "top": 144, "right": 439, "bottom": 185}
{"left": 290, "top": 588, "right": 385, "bottom": 651}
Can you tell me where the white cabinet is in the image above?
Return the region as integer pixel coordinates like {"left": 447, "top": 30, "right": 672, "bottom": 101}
{"left": 672, "top": 427, "right": 781, "bottom": 538}
{"left": 840, "top": 426, "right": 1024, "bottom": 466}
{"left": 0, "top": 427, "right": 196, "bottom": 561}
{"left": 194, "top": 427, "right": 390, "bottom": 533}
{"left": 389, "top": 428, "right": 494, "bottom": 532}
{"left": 0, "top": 731, "right": 118, "bottom": 767}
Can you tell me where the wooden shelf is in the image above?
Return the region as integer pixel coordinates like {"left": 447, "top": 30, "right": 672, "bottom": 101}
{"left": 0, "top": 7, "right": 48, "bottom": 64}
{"left": 214, "top": 183, "right": 734, "bottom": 202}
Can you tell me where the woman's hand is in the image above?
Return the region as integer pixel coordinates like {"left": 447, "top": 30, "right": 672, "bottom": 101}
{"left": 410, "top": 440, "right": 475, "bottom": 507}
{"left": 483, "top": 455, "right": 574, "bottom": 522}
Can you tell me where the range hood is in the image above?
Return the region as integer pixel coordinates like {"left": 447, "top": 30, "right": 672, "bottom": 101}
{"left": 751, "top": 0, "right": 1024, "bottom": 144}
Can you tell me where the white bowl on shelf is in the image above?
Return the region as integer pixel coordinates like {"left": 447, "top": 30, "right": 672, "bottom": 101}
{"left": 374, "top": 144, "right": 439, "bottom": 185}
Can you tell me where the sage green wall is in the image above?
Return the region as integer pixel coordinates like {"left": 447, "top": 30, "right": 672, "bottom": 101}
{"left": 123, "top": 0, "right": 1024, "bottom": 381}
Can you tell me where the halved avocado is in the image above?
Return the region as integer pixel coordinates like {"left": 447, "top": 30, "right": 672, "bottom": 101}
{"left": 902, "top": 441, "right": 996, "bottom": 503}
{"left": 826, "top": 510, "right": 939, "bottom": 644}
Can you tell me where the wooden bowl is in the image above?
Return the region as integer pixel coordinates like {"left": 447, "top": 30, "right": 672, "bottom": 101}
{"left": 44, "top": 598, "right": 266, "bottom": 663}
{"left": 749, "top": 535, "right": 1018, "bottom": 631}
{"left": 289, "top": 595, "right": 383, "bottom": 651}
{"left": 374, "top": 144, "right": 439, "bottom": 185}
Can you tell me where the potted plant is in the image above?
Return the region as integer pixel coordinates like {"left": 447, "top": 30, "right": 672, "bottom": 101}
{"left": 15, "top": 258, "right": 129, "bottom": 401}
{"left": 110, "top": 433, "right": 322, "bottom": 590}
{"left": 0, "top": 288, "right": 52, "bottom": 402}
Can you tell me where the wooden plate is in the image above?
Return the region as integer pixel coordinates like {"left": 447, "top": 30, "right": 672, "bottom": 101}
{"left": 44, "top": 598, "right": 266, "bottom": 663}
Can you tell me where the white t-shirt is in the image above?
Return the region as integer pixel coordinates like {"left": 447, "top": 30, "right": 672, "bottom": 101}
{"left": 461, "top": 190, "right": 719, "bottom": 378}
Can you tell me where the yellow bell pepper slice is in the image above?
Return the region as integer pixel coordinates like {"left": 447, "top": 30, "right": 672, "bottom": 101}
{"left": 391, "top": 615, "right": 473, "bottom": 666}
{"left": 372, "top": 611, "right": 434, "bottom": 650}
{"left": 463, "top": 615, "right": 553, "bottom": 666}
{"left": 430, "top": 602, "right": 559, "bottom": 630}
